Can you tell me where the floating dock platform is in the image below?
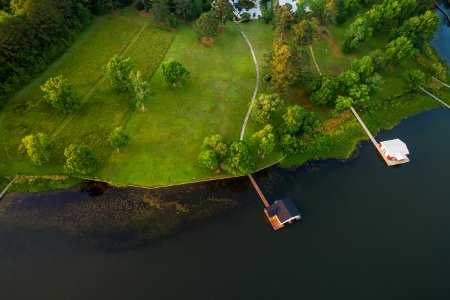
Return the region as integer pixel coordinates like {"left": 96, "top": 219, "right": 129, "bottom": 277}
{"left": 248, "top": 174, "right": 301, "bottom": 230}
{"left": 350, "top": 107, "right": 410, "bottom": 166}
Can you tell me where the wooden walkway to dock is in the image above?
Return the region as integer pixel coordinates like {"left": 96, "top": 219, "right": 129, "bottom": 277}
{"left": 350, "top": 107, "right": 409, "bottom": 166}
{"left": 0, "top": 174, "right": 18, "bottom": 200}
{"left": 419, "top": 87, "right": 450, "bottom": 110}
{"left": 248, "top": 174, "right": 269, "bottom": 207}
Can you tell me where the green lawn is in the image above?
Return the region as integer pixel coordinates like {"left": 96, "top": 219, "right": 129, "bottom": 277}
{"left": 0, "top": 7, "right": 275, "bottom": 187}
{"left": 99, "top": 21, "right": 276, "bottom": 186}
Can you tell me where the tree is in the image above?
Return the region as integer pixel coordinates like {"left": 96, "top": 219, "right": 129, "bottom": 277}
{"left": 310, "top": 76, "right": 339, "bottom": 105}
{"left": 152, "top": 0, "right": 170, "bottom": 20}
{"left": 384, "top": 36, "right": 415, "bottom": 66}
{"left": 103, "top": 56, "right": 134, "bottom": 92}
{"left": 281, "top": 106, "right": 318, "bottom": 134}
{"left": 212, "top": 0, "right": 233, "bottom": 27}
{"left": 350, "top": 55, "right": 374, "bottom": 81}
{"left": 292, "top": 20, "right": 316, "bottom": 48}
{"left": 337, "top": 70, "right": 360, "bottom": 92}
{"left": 175, "top": 0, "right": 201, "bottom": 21}
{"left": 310, "top": 0, "right": 337, "bottom": 24}
{"left": 226, "top": 141, "right": 255, "bottom": 175}
{"left": 161, "top": 60, "right": 190, "bottom": 87}
{"left": 271, "top": 39, "right": 300, "bottom": 94}
{"left": 335, "top": 96, "right": 353, "bottom": 111}
{"left": 274, "top": 3, "right": 295, "bottom": 37}
{"left": 391, "top": 11, "right": 439, "bottom": 50}
{"left": 280, "top": 134, "right": 300, "bottom": 155}
{"left": 64, "top": 144, "right": 100, "bottom": 175}
{"left": 348, "top": 84, "right": 370, "bottom": 102}
{"left": 404, "top": 70, "right": 426, "bottom": 90}
{"left": 198, "top": 134, "right": 228, "bottom": 170}
{"left": 342, "top": 0, "right": 361, "bottom": 15}
{"left": 343, "top": 17, "right": 372, "bottom": 53}
{"left": 251, "top": 124, "right": 275, "bottom": 158}
{"left": 40, "top": 75, "right": 79, "bottom": 114}
{"left": 251, "top": 94, "right": 283, "bottom": 124}
{"left": 107, "top": 127, "right": 129, "bottom": 152}
{"left": 18, "top": 133, "right": 53, "bottom": 166}
{"left": 193, "top": 12, "right": 219, "bottom": 41}
{"left": 129, "top": 71, "right": 150, "bottom": 111}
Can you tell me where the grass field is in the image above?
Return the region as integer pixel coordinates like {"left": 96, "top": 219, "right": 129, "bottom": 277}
{"left": 0, "top": 7, "right": 275, "bottom": 187}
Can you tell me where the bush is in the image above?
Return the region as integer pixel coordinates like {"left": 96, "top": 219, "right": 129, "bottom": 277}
{"left": 166, "top": 13, "right": 179, "bottom": 28}
{"left": 64, "top": 144, "right": 100, "bottom": 176}
{"left": 241, "top": 12, "right": 250, "bottom": 22}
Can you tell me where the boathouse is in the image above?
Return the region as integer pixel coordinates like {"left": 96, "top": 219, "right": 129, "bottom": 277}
{"left": 379, "top": 139, "right": 410, "bottom": 161}
{"left": 264, "top": 198, "right": 301, "bottom": 230}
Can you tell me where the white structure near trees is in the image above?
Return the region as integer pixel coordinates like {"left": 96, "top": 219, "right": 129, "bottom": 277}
{"left": 378, "top": 139, "right": 410, "bottom": 161}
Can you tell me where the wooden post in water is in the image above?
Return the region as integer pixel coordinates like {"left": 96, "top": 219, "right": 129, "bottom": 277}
{"left": 248, "top": 174, "right": 270, "bottom": 208}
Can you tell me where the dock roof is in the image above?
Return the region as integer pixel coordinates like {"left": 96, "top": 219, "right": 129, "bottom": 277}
{"left": 265, "top": 198, "right": 301, "bottom": 224}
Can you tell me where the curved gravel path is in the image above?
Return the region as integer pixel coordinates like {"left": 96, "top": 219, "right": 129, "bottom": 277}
{"left": 237, "top": 25, "right": 260, "bottom": 141}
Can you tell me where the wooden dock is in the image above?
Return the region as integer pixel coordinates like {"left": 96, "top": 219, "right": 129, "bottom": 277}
{"left": 0, "top": 174, "right": 18, "bottom": 200}
{"left": 350, "top": 107, "right": 409, "bottom": 166}
{"left": 248, "top": 174, "right": 269, "bottom": 207}
{"left": 420, "top": 87, "right": 450, "bottom": 110}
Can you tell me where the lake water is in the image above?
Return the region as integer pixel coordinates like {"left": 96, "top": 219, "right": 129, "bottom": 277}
{"left": 431, "top": 3, "right": 450, "bottom": 66}
{"left": 1, "top": 9, "right": 450, "bottom": 300}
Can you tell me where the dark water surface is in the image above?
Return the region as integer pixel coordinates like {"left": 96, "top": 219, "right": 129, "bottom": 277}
{"left": 431, "top": 3, "right": 450, "bottom": 66}
{"left": 1, "top": 108, "right": 449, "bottom": 300}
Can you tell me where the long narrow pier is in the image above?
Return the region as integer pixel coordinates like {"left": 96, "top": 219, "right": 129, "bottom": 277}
{"left": 432, "top": 77, "right": 450, "bottom": 89}
{"left": 0, "top": 174, "right": 18, "bottom": 200}
{"left": 248, "top": 174, "right": 269, "bottom": 207}
{"left": 350, "top": 107, "right": 409, "bottom": 166}
{"left": 419, "top": 87, "right": 450, "bottom": 109}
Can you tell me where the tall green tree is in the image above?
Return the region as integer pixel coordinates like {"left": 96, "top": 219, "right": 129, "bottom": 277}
{"left": 64, "top": 144, "right": 100, "bottom": 175}
{"left": 292, "top": 20, "right": 316, "bottom": 48}
{"left": 226, "top": 141, "right": 255, "bottom": 175}
{"left": 251, "top": 93, "right": 283, "bottom": 124}
{"left": 19, "top": 132, "right": 53, "bottom": 166}
{"left": 274, "top": 3, "right": 295, "bottom": 38}
{"left": 212, "top": 0, "right": 233, "bottom": 27}
{"left": 404, "top": 69, "right": 426, "bottom": 90}
{"left": 310, "top": 76, "right": 339, "bottom": 106}
{"left": 391, "top": 11, "right": 439, "bottom": 50}
{"left": 103, "top": 56, "right": 134, "bottom": 92}
{"left": 161, "top": 59, "right": 190, "bottom": 87}
{"left": 251, "top": 124, "right": 276, "bottom": 158}
{"left": 129, "top": 70, "right": 150, "bottom": 111}
{"left": 335, "top": 96, "right": 353, "bottom": 111}
{"left": 193, "top": 12, "right": 219, "bottom": 41}
{"left": 198, "top": 134, "right": 228, "bottom": 170}
{"left": 384, "top": 36, "right": 415, "bottom": 66}
{"left": 107, "top": 127, "right": 129, "bottom": 152}
{"left": 152, "top": 0, "right": 170, "bottom": 20}
{"left": 40, "top": 75, "right": 79, "bottom": 114}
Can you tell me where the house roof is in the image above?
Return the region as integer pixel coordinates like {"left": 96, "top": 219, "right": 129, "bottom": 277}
{"left": 265, "top": 198, "right": 300, "bottom": 224}
{"left": 380, "top": 139, "right": 410, "bottom": 160}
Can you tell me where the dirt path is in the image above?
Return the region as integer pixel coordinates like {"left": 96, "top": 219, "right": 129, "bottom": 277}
{"left": 310, "top": 45, "right": 322, "bottom": 76}
{"left": 237, "top": 24, "right": 260, "bottom": 141}
{"left": 51, "top": 23, "right": 150, "bottom": 138}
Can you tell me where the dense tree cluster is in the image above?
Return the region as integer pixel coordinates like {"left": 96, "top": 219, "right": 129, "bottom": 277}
{"left": 342, "top": 0, "right": 416, "bottom": 53}
{"left": 64, "top": 143, "right": 100, "bottom": 175}
{"left": 0, "top": 0, "right": 93, "bottom": 108}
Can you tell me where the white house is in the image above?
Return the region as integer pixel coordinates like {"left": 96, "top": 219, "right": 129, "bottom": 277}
{"left": 379, "top": 139, "right": 410, "bottom": 161}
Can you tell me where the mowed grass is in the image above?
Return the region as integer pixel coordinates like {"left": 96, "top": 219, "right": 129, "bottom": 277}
{"left": 0, "top": 7, "right": 175, "bottom": 178}
{"left": 97, "top": 22, "right": 271, "bottom": 186}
